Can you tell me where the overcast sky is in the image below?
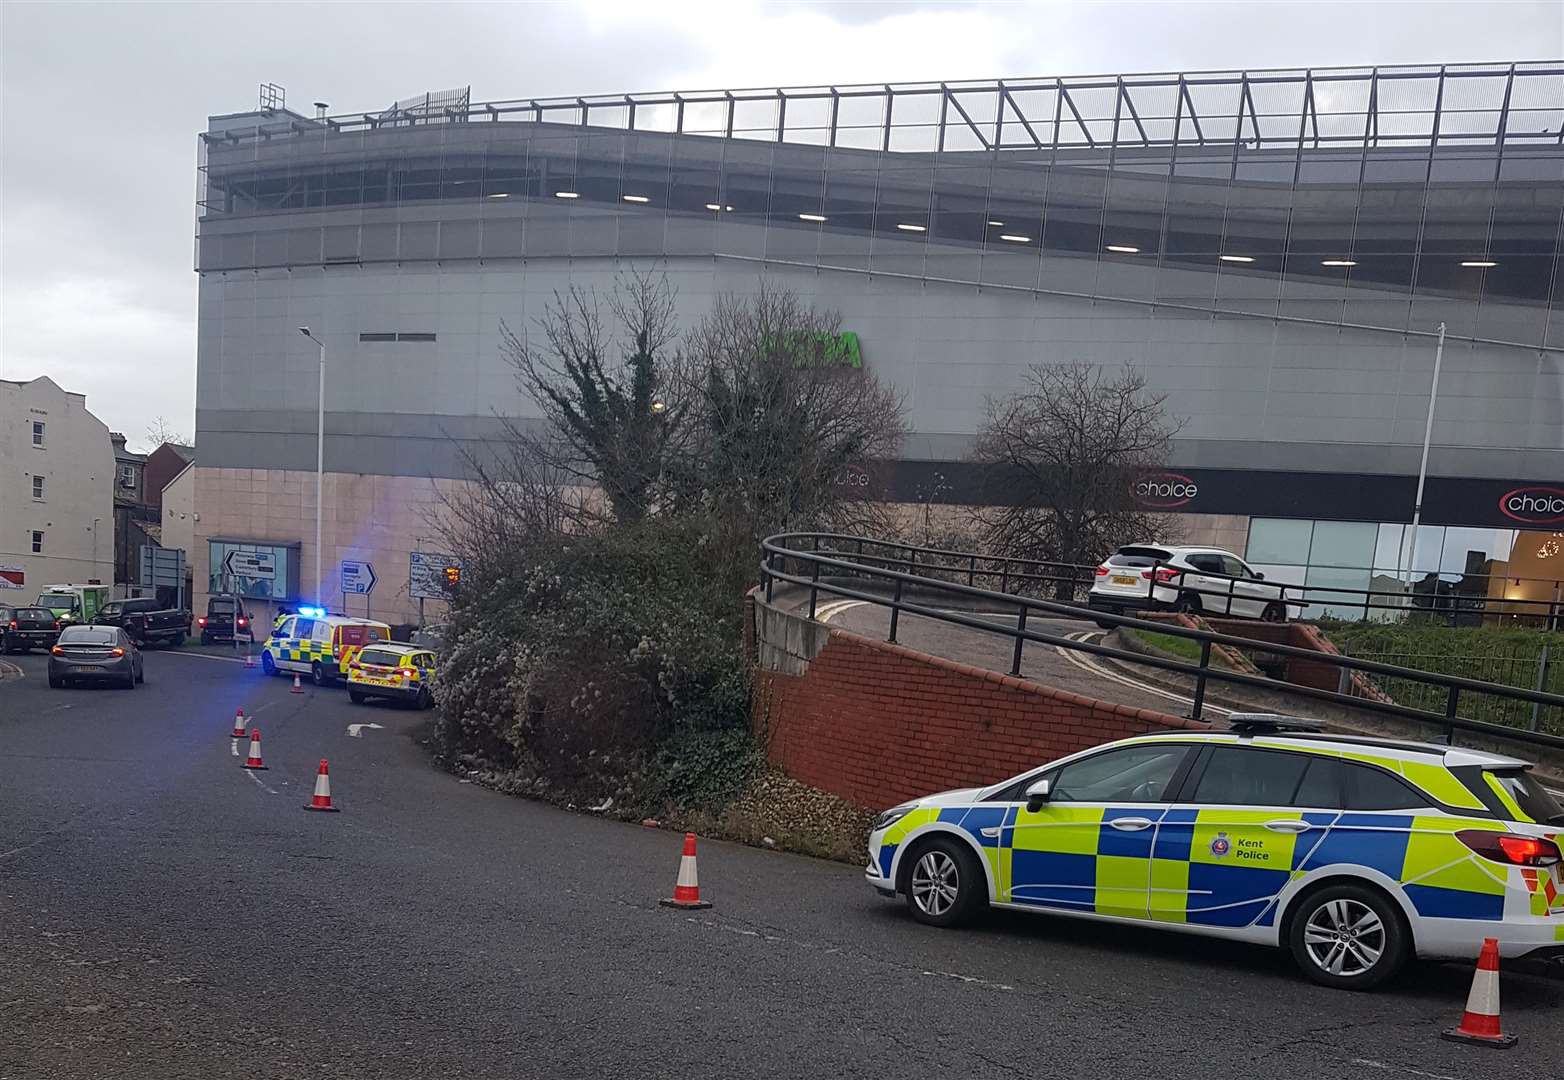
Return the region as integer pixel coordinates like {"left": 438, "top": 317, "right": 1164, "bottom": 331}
{"left": 2, "top": 0, "right": 1560, "bottom": 451}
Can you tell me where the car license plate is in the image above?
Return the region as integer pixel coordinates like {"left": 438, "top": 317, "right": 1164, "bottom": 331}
{"left": 359, "top": 676, "right": 395, "bottom": 687}
{"left": 1112, "top": 575, "right": 1138, "bottom": 586}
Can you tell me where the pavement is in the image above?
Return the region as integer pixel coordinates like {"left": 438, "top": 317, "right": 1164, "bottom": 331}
{"left": 2, "top": 647, "right": 1561, "bottom": 1080}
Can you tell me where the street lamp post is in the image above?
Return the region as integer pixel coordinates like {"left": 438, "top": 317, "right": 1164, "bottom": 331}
{"left": 298, "top": 327, "right": 326, "bottom": 606}
{"left": 91, "top": 517, "right": 100, "bottom": 578}
{"left": 1396, "top": 321, "right": 1448, "bottom": 606}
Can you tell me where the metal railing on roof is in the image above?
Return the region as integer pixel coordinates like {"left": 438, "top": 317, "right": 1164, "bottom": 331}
{"left": 758, "top": 532, "right": 1564, "bottom": 750}
{"left": 202, "top": 61, "right": 1564, "bottom": 156}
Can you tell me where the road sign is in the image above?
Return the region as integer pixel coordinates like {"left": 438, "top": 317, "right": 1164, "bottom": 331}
{"left": 410, "top": 551, "right": 462, "bottom": 600}
{"left": 0, "top": 565, "right": 23, "bottom": 590}
{"left": 223, "top": 550, "right": 276, "bottom": 581}
{"left": 139, "top": 546, "right": 186, "bottom": 589}
{"left": 341, "top": 560, "right": 377, "bottom": 595}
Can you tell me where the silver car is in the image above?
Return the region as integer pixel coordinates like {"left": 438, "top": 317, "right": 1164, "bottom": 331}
{"left": 48, "top": 625, "right": 144, "bottom": 690}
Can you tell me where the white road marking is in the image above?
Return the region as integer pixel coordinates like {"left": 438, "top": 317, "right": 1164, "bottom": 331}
{"left": 1055, "top": 631, "right": 1232, "bottom": 717}
{"left": 164, "top": 650, "right": 248, "bottom": 665}
{"left": 347, "top": 723, "right": 384, "bottom": 738}
{"left": 246, "top": 770, "right": 278, "bottom": 795}
{"left": 814, "top": 599, "right": 866, "bottom": 624}
{"left": 1349, "top": 1059, "right": 1459, "bottom": 1080}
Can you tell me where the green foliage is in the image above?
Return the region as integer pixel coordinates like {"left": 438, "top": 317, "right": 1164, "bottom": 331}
{"left": 435, "top": 514, "right": 757, "bottom": 807}
{"left": 1127, "top": 628, "right": 1207, "bottom": 663}
{"left": 649, "top": 727, "right": 766, "bottom": 812}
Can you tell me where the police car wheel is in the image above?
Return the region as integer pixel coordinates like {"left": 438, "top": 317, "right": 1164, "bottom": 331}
{"left": 1287, "top": 883, "right": 1408, "bottom": 990}
{"left": 903, "top": 837, "right": 984, "bottom": 928}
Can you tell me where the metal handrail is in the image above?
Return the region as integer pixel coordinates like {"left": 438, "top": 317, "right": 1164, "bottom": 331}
{"left": 759, "top": 532, "right": 1564, "bottom": 751}
{"left": 806, "top": 533, "right": 1564, "bottom": 626}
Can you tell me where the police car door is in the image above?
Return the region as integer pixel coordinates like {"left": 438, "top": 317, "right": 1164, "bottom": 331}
{"left": 1169, "top": 745, "right": 1338, "bottom": 928}
{"left": 1005, "top": 742, "right": 1195, "bottom": 920}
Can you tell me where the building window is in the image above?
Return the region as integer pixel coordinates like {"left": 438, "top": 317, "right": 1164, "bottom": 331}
{"left": 358, "top": 331, "right": 437, "bottom": 343}
{"left": 31, "top": 421, "right": 44, "bottom": 447}
{"left": 120, "top": 463, "right": 137, "bottom": 488}
{"left": 30, "top": 530, "right": 43, "bottom": 554}
{"left": 31, "top": 475, "right": 44, "bottom": 500}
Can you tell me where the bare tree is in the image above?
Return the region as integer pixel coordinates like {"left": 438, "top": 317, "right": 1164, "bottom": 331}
{"left": 679, "top": 284, "right": 906, "bottom": 551}
{"left": 432, "top": 428, "right": 584, "bottom": 572}
{"left": 500, "top": 269, "right": 688, "bottom": 523}
{"left": 142, "top": 416, "right": 188, "bottom": 452}
{"left": 973, "top": 363, "right": 1182, "bottom": 598}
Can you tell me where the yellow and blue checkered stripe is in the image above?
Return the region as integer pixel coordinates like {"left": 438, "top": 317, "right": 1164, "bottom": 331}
{"left": 884, "top": 804, "right": 1526, "bottom": 927}
{"left": 274, "top": 638, "right": 332, "bottom": 664}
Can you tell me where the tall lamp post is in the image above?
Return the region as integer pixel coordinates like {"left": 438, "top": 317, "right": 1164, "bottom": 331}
{"left": 297, "top": 327, "right": 326, "bottom": 606}
{"left": 1396, "top": 321, "right": 1448, "bottom": 605}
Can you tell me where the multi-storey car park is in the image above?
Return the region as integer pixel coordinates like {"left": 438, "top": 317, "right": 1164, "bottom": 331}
{"left": 192, "top": 64, "right": 1563, "bottom": 625}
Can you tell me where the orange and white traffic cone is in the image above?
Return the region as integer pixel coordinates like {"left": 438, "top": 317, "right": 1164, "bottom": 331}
{"left": 230, "top": 708, "right": 248, "bottom": 738}
{"left": 241, "top": 729, "right": 268, "bottom": 771}
{"left": 1442, "top": 937, "right": 1516, "bottom": 1049}
{"left": 290, "top": 673, "right": 304, "bottom": 694}
{"left": 244, "top": 647, "right": 255, "bottom": 669}
{"left": 659, "top": 832, "right": 712, "bottom": 910}
{"left": 303, "top": 759, "right": 340, "bottom": 812}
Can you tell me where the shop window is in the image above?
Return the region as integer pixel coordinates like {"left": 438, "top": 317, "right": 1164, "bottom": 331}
{"left": 1247, "top": 518, "right": 1313, "bottom": 564}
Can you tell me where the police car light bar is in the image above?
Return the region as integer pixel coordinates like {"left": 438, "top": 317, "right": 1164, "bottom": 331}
{"left": 1227, "top": 714, "right": 1326, "bottom": 735}
{"left": 298, "top": 605, "right": 326, "bottom": 618}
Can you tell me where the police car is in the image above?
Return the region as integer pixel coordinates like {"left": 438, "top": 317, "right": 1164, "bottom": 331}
{"left": 260, "top": 609, "right": 390, "bottom": 686}
{"left": 866, "top": 717, "right": 1564, "bottom": 989}
{"left": 346, "top": 643, "right": 436, "bottom": 709}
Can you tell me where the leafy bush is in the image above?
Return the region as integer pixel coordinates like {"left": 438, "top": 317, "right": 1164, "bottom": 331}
{"left": 436, "top": 514, "right": 756, "bottom": 810}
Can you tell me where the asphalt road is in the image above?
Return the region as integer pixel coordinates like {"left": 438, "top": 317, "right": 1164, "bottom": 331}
{"left": 2, "top": 648, "right": 1560, "bottom": 1080}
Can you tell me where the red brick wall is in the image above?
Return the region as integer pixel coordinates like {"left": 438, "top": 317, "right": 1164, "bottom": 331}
{"left": 1203, "top": 619, "right": 1393, "bottom": 703}
{"left": 755, "top": 629, "right": 1208, "bottom": 810}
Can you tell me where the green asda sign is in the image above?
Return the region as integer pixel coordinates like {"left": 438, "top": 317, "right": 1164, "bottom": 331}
{"left": 780, "top": 331, "right": 863, "bottom": 369}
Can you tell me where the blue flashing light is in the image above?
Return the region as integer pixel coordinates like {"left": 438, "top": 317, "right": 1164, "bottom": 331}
{"left": 298, "top": 605, "right": 326, "bottom": 618}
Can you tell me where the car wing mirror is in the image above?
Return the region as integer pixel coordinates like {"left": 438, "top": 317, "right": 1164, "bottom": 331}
{"left": 1252, "top": 571, "right": 1265, "bottom": 581}
{"left": 1024, "top": 777, "right": 1052, "bottom": 812}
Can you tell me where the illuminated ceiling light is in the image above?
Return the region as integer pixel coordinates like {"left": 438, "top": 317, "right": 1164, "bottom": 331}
{"left": 1320, "top": 259, "right": 1356, "bottom": 267}
{"left": 1219, "top": 254, "right": 1255, "bottom": 263}
{"left": 487, "top": 192, "right": 510, "bottom": 199}
{"left": 897, "top": 223, "right": 927, "bottom": 233}
{"left": 799, "top": 212, "right": 828, "bottom": 223}
{"left": 987, "top": 219, "right": 1005, "bottom": 227}
{"left": 554, "top": 190, "right": 579, "bottom": 199}
{"left": 999, "top": 234, "right": 1031, "bottom": 243}
{"left": 622, "top": 194, "right": 650, "bottom": 203}
{"left": 1105, "top": 244, "right": 1140, "bottom": 254}
{"left": 1461, "top": 259, "right": 1498, "bottom": 268}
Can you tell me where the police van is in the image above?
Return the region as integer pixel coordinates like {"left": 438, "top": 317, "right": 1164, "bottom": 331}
{"left": 260, "top": 608, "right": 390, "bottom": 686}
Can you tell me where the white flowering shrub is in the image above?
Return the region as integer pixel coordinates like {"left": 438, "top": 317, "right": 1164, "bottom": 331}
{"left": 436, "top": 516, "right": 755, "bottom": 810}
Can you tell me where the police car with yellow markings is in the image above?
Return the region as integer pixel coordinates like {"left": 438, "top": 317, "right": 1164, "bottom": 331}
{"left": 260, "top": 608, "right": 391, "bottom": 687}
{"left": 346, "top": 642, "right": 436, "bottom": 709}
{"left": 867, "top": 716, "right": 1564, "bottom": 989}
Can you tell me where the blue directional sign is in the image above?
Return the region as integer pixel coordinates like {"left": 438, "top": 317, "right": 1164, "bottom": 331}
{"left": 340, "top": 559, "right": 377, "bottom": 595}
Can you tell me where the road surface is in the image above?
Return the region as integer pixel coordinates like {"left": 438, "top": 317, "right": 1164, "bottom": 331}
{"left": 2, "top": 648, "right": 1558, "bottom": 1079}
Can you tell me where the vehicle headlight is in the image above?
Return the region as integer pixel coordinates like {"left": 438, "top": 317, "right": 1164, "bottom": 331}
{"left": 873, "top": 804, "right": 916, "bottom": 832}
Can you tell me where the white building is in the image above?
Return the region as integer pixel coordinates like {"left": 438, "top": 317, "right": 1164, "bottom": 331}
{"left": 0, "top": 376, "right": 115, "bottom": 598}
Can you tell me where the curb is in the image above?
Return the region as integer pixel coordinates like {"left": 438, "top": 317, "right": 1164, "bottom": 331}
{"left": 0, "top": 658, "right": 23, "bottom": 682}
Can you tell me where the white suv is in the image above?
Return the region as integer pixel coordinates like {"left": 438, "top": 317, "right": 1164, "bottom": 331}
{"left": 1087, "top": 544, "right": 1290, "bottom": 626}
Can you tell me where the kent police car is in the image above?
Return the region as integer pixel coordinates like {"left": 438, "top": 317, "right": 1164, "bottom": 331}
{"left": 866, "top": 717, "right": 1564, "bottom": 989}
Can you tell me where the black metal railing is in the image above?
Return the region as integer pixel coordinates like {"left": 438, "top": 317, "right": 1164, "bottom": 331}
{"left": 788, "top": 534, "right": 1564, "bottom": 629}
{"left": 759, "top": 532, "right": 1564, "bottom": 750}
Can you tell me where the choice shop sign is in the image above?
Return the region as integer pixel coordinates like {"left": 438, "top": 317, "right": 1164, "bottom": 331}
{"left": 1499, "top": 486, "right": 1564, "bottom": 526}
{"left": 1131, "top": 472, "right": 1200, "bottom": 510}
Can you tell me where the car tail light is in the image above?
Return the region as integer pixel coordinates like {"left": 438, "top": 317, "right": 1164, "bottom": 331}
{"left": 52, "top": 621, "right": 60, "bottom": 630}
{"left": 7, "top": 620, "right": 15, "bottom": 630}
{"left": 237, "top": 617, "right": 248, "bottom": 627}
{"left": 1143, "top": 567, "right": 1180, "bottom": 584}
{"left": 198, "top": 617, "right": 207, "bottom": 626}
{"left": 51, "top": 645, "right": 64, "bottom": 655}
{"left": 1094, "top": 565, "right": 1109, "bottom": 577}
{"left": 399, "top": 668, "right": 416, "bottom": 678}
{"left": 1456, "top": 829, "right": 1562, "bottom": 868}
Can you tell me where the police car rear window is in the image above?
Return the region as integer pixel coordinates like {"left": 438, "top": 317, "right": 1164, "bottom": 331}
{"left": 358, "top": 648, "right": 402, "bottom": 666}
{"left": 1487, "top": 769, "right": 1564, "bottom": 824}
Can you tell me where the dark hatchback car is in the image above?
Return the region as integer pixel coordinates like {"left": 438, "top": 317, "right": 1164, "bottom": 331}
{"left": 1, "top": 605, "right": 61, "bottom": 654}
{"left": 48, "top": 625, "right": 143, "bottom": 689}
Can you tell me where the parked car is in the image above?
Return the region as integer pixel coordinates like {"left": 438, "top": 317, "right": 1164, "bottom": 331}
{"left": 48, "top": 625, "right": 143, "bottom": 689}
{"left": 94, "top": 597, "right": 192, "bottom": 647}
{"left": 866, "top": 716, "right": 1564, "bottom": 990}
{"left": 1, "top": 606, "right": 62, "bottom": 654}
{"left": 199, "top": 595, "right": 253, "bottom": 644}
{"left": 346, "top": 642, "right": 437, "bottom": 708}
{"left": 1088, "top": 544, "right": 1291, "bottom": 627}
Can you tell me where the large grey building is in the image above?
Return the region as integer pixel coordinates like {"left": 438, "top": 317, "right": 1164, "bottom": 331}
{"left": 194, "top": 65, "right": 1564, "bottom": 623}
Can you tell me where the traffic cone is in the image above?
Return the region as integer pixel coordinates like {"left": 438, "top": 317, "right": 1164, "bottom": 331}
{"left": 230, "top": 708, "right": 248, "bottom": 738}
{"left": 659, "top": 832, "right": 712, "bottom": 910}
{"left": 290, "top": 673, "right": 304, "bottom": 694}
{"left": 241, "top": 729, "right": 268, "bottom": 771}
{"left": 303, "top": 759, "right": 340, "bottom": 812}
{"left": 244, "top": 648, "right": 255, "bottom": 669}
{"left": 1441, "top": 937, "right": 1517, "bottom": 1048}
